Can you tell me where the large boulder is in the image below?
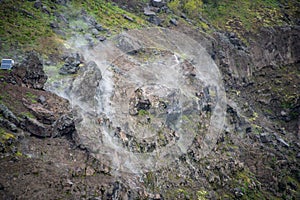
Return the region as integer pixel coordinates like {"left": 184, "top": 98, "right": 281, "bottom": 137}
{"left": 129, "top": 88, "right": 151, "bottom": 116}
{"left": 144, "top": 7, "right": 156, "bottom": 16}
{"left": 52, "top": 114, "right": 75, "bottom": 138}
{"left": 116, "top": 33, "right": 143, "bottom": 53}
{"left": 148, "top": 15, "right": 163, "bottom": 26}
{"left": 69, "top": 61, "right": 102, "bottom": 106}
{"left": 21, "top": 91, "right": 75, "bottom": 138}
{"left": 20, "top": 98, "right": 75, "bottom": 138}
{"left": 22, "top": 117, "right": 51, "bottom": 137}
{"left": 23, "top": 102, "right": 56, "bottom": 125}
{"left": 0, "top": 117, "right": 17, "bottom": 132}
{"left": 20, "top": 112, "right": 75, "bottom": 138}
{"left": 12, "top": 51, "right": 47, "bottom": 89}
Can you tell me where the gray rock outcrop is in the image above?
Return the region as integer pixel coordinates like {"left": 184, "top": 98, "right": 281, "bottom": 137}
{"left": 59, "top": 53, "right": 82, "bottom": 75}
{"left": 0, "top": 104, "right": 19, "bottom": 126}
{"left": 69, "top": 61, "right": 102, "bottom": 106}
{"left": 116, "top": 33, "right": 143, "bottom": 53}
{"left": 12, "top": 51, "right": 48, "bottom": 90}
{"left": 150, "top": 0, "right": 166, "bottom": 8}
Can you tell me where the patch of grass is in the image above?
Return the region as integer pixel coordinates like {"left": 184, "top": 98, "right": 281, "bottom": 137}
{"left": 197, "top": 190, "right": 208, "bottom": 200}
{"left": 280, "top": 94, "right": 298, "bottom": 110}
{"left": 144, "top": 171, "right": 156, "bottom": 191}
{"left": 20, "top": 112, "right": 35, "bottom": 119}
{"left": 138, "top": 109, "right": 149, "bottom": 116}
{"left": 168, "top": 0, "right": 181, "bottom": 12}
{"left": 71, "top": 0, "right": 148, "bottom": 34}
{"left": 264, "top": 108, "right": 273, "bottom": 116}
{"left": 202, "top": 0, "right": 284, "bottom": 32}
{"left": 229, "top": 170, "right": 266, "bottom": 199}
{"left": 168, "top": 0, "right": 203, "bottom": 18}
{"left": 0, "top": 68, "right": 11, "bottom": 80}
{"left": 0, "top": 93, "right": 9, "bottom": 103}
{"left": 25, "top": 92, "right": 37, "bottom": 103}
{"left": 1, "top": 0, "right": 148, "bottom": 57}
{"left": 281, "top": 101, "right": 293, "bottom": 109}
{"left": 168, "top": 0, "right": 295, "bottom": 43}
{"left": 0, "top": 0, "right": 63, "bottom": 57}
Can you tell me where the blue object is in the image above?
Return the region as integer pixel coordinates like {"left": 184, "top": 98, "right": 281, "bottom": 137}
{"left": 1, "top": 59, "right": 14, "bottom": 70}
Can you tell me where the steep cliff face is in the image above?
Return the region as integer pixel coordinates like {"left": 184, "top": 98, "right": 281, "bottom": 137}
{"left": 211, "top": 25, "right": 300, "bottom": 133}
{"left": 249, "top": 26, "right": 300, "bottom": 69}
{"left": 0, "top": 0, "right": 299, "bottom": 199}
{"left": 209, "top": 26, "right": 300, "bottom": 80}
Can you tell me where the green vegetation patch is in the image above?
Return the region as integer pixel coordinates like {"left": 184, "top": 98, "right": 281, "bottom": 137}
{"left": 197, "top": 189, "right": 208, "bottom": 200}
{"left": 169, "top": 0, "right": 203, "bottom": 18}
{"left": 0, "top": 128, "right": 15, "bottom": 140}
{"left": 0, "top": 0, "right": 63, "bottom": 57}
{"left": 221, "top": 169, "right": 265, "bottom": 199}
{"left": 138, "top": 109, "right": 149, "bottom": 116}
{"left": 25, "top": 92, "right": 38, "bottom": 103}
{"left": 168, "top": 0, "right": 298, "bottom": 40}
{"left": 0, "top": 128, "right": 23, "bottom": 157}
{"left": 71, "top": 0, "right": 149, "bottom": 34}
{"left": 19, "top": 112, "right": 35, "bottom": 119}
{"left": 202, "top": 0, "right": 284, "bottom": 31}
{"left": 0, "top": 0, "right": 148, "bottom": 57}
